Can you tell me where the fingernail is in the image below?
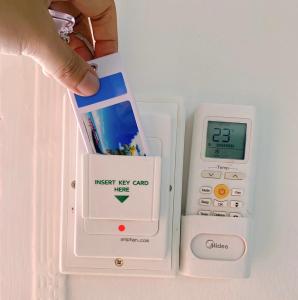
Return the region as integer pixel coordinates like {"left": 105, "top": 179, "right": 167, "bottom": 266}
{"left": 76, "top": 71, "right": 99, "bottom": 96}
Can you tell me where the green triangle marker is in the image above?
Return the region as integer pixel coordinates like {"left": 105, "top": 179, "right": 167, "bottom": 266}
{"left": 115, "top": 195, "right": 129, "bottom": 203}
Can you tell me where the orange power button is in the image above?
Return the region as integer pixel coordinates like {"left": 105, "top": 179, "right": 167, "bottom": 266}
{"left": 214, "top": 184, "right": 230, "bottom": 200}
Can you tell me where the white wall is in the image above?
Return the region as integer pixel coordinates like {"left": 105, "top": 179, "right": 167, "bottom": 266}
{"left": 0, "top": 57, "right": 35, "bottom": 300}
{"left": 1, "top": 0, "right": 298, "bottom": 299}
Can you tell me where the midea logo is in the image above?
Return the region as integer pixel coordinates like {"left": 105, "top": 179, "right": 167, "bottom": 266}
{"left": 205, "top": 239, "right": 229, "bottom": 250}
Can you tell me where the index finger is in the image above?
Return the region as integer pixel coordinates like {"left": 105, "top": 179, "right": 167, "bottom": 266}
{"left": 71, "top": 0, "right": 118, "bottom": 57}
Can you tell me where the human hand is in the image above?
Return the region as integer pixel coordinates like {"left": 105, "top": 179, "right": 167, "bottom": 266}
{"left": 0, "top": 0, "right": 118, "bottom": 96}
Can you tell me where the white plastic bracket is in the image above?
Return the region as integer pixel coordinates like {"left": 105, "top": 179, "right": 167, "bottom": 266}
{"left": 180, "top": 215, "right": 251, "bottom": 278}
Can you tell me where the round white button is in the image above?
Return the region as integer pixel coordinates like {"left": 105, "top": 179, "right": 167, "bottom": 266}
{"left": 190, "top": 234, "right": 246, "bottom": 261}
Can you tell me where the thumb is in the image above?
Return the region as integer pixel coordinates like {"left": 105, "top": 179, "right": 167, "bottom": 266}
{"left": 27, "top": 19, "right": 99, "bottom": 96}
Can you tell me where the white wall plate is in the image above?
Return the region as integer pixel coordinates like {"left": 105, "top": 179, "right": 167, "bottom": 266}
{"left": 60, "top": 98, "right": 185, "bottom": 277}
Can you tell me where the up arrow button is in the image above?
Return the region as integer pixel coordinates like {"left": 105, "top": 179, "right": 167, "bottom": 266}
{"left": 224, "top": 172, "right": 246, "bottom": 180}
{"left": 115, "top": 195, "right": 129, "bottom": 203}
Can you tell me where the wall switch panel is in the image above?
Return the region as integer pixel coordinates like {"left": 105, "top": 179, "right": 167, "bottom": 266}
{"left": 60, "top": 99, "right": 185, "bottom": 277}
{"left": 76, "top": 155, "right": 165, "bottom": 258}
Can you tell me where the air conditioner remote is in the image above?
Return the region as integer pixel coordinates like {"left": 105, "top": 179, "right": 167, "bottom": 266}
{"left": 186, "top": 103, "right": 255, "bottom": 218}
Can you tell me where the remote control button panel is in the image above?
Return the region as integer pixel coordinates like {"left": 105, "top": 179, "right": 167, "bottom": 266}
{"left": 197, "top": 170, "right": 245, "bottom": 217}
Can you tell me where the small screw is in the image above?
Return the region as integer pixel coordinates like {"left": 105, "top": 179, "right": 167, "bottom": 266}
{"left": 114, "top": 258, "right": 124, "bottom": 267}
{"left": 90, "top": 63, "right": 98, "bottom": 71}
{"left": 71, "top": 180, "right": 76, "bottom": 189}
{"left": 169, "top": 185, "right": 173, "bottom": 192}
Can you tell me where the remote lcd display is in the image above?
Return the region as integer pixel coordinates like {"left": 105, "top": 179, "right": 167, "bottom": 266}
{"left": 205, "top": 121, "right": 247, "bottom": 160}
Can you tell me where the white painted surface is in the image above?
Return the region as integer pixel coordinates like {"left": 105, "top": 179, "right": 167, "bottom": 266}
{"left": 0, "top": 56, "right": 35, "bottom": 300}
{"left": 0, "top": 56, "right": 66, "bottom": 300}
{"left": 1, "top": 0, "right": 298, "bottom": 299}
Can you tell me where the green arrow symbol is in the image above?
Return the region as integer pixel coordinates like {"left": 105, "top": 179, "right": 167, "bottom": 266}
{"left": 115, "top": 195, "right": 129, "bottom": 203}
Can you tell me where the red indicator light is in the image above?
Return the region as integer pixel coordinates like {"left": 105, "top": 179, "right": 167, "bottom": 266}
{"left": 118, "top": 224, "right": 126, "bottom": 232}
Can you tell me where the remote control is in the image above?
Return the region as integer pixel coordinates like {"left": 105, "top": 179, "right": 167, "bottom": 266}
{"left": 186, "top": 103, "right": 255, "bottom": 218}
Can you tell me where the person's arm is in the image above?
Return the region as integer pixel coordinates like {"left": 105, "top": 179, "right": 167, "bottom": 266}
{"left": 0, "top": 0, "right": 118, "bottom": 96}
